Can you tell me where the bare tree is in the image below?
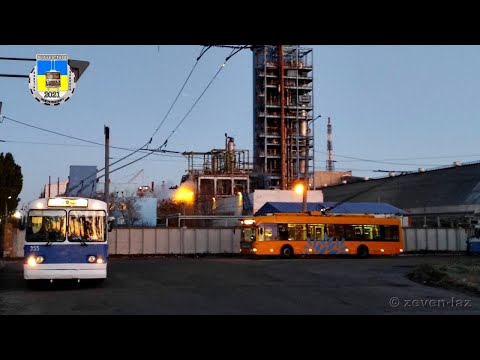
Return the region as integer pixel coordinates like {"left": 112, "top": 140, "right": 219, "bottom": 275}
{"left": 111, "top": 193, "right": 141, "bottom": 226}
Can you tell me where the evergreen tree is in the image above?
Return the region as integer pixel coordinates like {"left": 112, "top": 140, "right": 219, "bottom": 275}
{"left": 0, "top": 152, "right": 23, "bottom": 219}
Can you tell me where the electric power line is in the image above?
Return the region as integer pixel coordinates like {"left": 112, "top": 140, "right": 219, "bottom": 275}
{"left": 78, "top": 45, "right": 213, "bottom": 192}
{"left": 94, "top": 47, "right": 247, "bottom": 193}
{"left": 162, "top": 48, "right": 238, "bottom": 145}
{"left": 3, "top": 116, "right": 104, "bottom": 146}
{"left": 150, "top": 45, "right": 210, "bottom": 141}
{"left": 315, "top": 150, "right": 451, "bottom": 167}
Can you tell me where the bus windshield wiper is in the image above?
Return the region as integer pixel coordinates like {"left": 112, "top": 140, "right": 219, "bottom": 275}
{"left": 46, "top": 231, "right": 61, "bottom": 246}
{"left": 70, "top": 235, "right": 88, "bottom": 245}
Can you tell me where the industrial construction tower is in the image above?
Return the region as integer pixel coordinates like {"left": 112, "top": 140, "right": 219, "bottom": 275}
{"left": 252, "top": 45, "right": 315, "bottom": 190}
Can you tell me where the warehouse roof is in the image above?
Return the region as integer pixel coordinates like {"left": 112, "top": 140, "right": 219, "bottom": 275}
{"left": 254, "top": 201, "right": 407, "bottom": 216}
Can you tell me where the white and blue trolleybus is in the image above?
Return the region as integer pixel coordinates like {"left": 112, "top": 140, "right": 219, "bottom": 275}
{"left": 23, "top": 197, "right": 114, "bottom": 284}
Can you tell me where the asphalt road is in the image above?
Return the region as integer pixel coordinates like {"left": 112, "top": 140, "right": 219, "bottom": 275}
{"left": 1, "top": 255, "right": 479, "bottom": 315}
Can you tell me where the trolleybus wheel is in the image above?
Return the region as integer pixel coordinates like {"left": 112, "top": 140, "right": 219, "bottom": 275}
{"left": 280, "top": 245, "right": 294, "bottom": 258}
{"left": 356, "top": 245, "right": 369, "bottom": 258}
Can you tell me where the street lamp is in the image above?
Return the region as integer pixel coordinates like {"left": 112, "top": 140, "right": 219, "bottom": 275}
{"left": 5, "top": 195, "right": 11, "bottom": 221}
{"left": 302, "top": 115, "right": 321, "bottom": 212}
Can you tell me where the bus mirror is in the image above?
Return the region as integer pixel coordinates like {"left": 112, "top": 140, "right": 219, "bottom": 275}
{"left": 18, "top": 216, "right": 26, "bottom": 231}
{"left": 108, "top": 216, "right": 115, "bottom": 232}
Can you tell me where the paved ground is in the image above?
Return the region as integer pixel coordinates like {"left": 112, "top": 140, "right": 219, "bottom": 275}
{"left": 1, "top": 254, "right": 479, "bottom": 315}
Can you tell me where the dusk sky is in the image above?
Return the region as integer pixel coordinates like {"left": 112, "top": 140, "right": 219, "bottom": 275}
{"left": 2, "top": 45, "right": 480, "bottom": 207}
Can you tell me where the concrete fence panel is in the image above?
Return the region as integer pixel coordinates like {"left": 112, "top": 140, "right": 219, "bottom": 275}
{"left": 167, "top": 229, "right": 182, "bottom": 254}
{"left": 109, "top": 229, "right": 117, "bottom": 254}
{"left": 458, "top": 231, "right": 468, "bottom": 251}
{"left": 207, "top": 228, "right": 221, "bottom": 253}
{"left": 143, "top": 229, "right": 156, "bottom": 254}
{"left": 130, "top": 229, "right": 143, "bottom": 254}
{"left": 116, "top": 229, "right": 130, "bottom": 254}
{"left": 155, "top": 228, "right": 169, "bottom": 254}
{"left": 426, "top": 229, "right": 437, "bottom": 251}
{"left": 183, "top": 229, "right": 197, "bottom": 254}
{"left": 403, "top": 228, "right": 414, "bottom": 252}
{"left": 220, "top": 229, "right": 234, "bottom": 253}
{"left": 195, "top": 229, "right": 209, "bottom": 253}
{"left": 446, "top": 229, "right": 456, "bottom": 251}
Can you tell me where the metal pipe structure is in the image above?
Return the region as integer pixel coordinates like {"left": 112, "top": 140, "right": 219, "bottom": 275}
{"left": 279, "top": 45, "right": 287, "bottom": 190}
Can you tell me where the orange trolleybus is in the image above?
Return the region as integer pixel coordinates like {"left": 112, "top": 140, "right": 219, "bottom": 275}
{"left": 240, "top": 212, "right": 404, "bottom": 258}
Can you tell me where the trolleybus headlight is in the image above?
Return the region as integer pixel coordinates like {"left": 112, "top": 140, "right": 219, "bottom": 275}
{"left": 27, "top": 256, "right": 44, "bottom": 266}
{"left": 399, "top": 249, "right": 404, "bottom": 253}
{"left": 96, "top": 257, "right": 104, "bottom": 264}
{"left": 252, "top": 248, "right": 257, "bottom": 252}
{"left": 88, "top": 256, "right": 96, "bottom": 263}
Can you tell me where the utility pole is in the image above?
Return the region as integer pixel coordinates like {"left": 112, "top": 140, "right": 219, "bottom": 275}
{"left": 302, "top": 131, "right": 309, "bottom": 212}
{"left": 104, "top": 126, "right": 110, "bottom": 207}
{"left": 326, "top": 117, "right": 335, "bottom": 171}
{"left": 302, "top": 115, "right": 321, "bottom": 212}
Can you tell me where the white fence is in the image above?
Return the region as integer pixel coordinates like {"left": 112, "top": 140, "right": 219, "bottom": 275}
{"left": 7, "top": 227, "right": 470, "bottom": 258}
{"left": 108, "top": 228, "right": 240, "bottom": 255}
{"left": 403, "top": 228, "right": 468, "bottom": 252}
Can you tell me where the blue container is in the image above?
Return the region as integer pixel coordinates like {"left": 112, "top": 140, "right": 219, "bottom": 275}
{"left": 467, "top": 239, "right": 480, "bottom": 255}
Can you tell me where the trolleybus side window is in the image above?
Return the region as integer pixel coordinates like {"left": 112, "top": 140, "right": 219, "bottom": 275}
{"left": 264, "top": 226, "right": 273, "bottom": 240}
{"left": 383, "top": 225, "right": 400, "bottom": 241}
{"left": 345, "top": 224, "right": 364, "bottom": 240}
{"left": 313, "top": 225, "right": 325, "bottom": 241}
{"left": 362, "top": 225, "right": 382, "bottom": 240}
{"left": 287, "top": 224, "right": 306, "bottom": 241}
{"left": 278, "top": 224, "right": 289, "bottom": 240}
{"left": 306, "top": 224, "right": 326, "bottom": 241}
{"left": 326, "top": 224, "right": 345, "bottom": 240}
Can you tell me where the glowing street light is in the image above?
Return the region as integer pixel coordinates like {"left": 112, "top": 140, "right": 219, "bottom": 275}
{"left": 294, "top": 182, "right": 305, "bottom": 196}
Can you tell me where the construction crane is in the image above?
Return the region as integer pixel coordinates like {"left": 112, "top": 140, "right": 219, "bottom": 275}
{"left": 128, "top": 169, "right": 144, "bottom": 185}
